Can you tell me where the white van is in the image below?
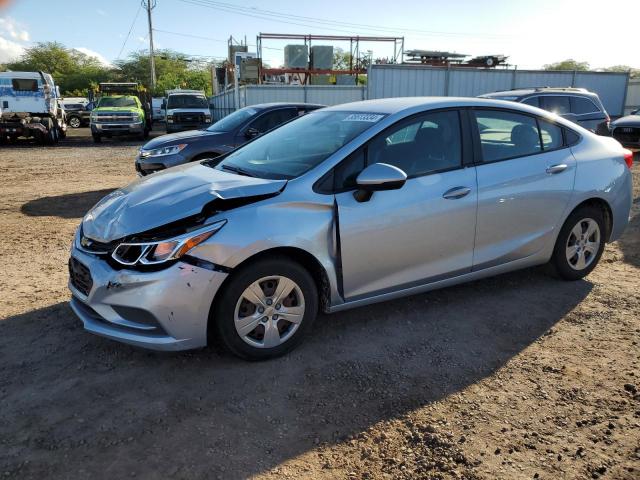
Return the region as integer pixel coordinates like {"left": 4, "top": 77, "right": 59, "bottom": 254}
{"left": 164, "top": 89, "right": 211, "bottom": 133}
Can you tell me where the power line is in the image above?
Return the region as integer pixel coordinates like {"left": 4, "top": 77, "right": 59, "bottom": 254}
{"left": 116, "top": 4, "right": 142, "bottom": 60}
{"left": 179, "top": 0, "right": 512, "bottom": 39}
{"left": 153, "top": 28, "right": 283, "bottom": 51}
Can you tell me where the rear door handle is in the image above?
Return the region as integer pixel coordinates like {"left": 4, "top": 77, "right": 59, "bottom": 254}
{"left": 442, "top": 186, "right": 471, "bottom": 199}
{"left": 546, "top": 164, "right": 568, "bottom": 174}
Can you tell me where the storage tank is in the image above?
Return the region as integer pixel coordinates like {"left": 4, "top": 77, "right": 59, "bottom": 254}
{"left": 284, "top": 45, "right": 309, "bottom": 69}
{"left": 310, "top": 46, "right": 333, "bottom": 70}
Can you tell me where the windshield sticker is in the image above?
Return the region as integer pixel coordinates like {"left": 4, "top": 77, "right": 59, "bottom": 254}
{"left": 343, "top": 113, "right": 384, "bottom": 122}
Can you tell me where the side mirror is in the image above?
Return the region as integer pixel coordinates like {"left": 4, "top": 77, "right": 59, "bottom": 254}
{"left": 354, "top": 163, "right": 407, "bottom": 202}
{"left": 245, "top": 127, "right": 260, "bottom": 139}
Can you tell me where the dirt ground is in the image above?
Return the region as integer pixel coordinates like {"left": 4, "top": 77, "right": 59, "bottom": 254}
{"left": 0, "top": 128, "right": 638, "bottom": 480}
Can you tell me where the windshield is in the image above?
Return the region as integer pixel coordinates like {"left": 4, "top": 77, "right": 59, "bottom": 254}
{"left": 97, "top": 97, "right": 137, "bottom": 108}
{"left": 207, "top": 106, "right": 259, "bottom": 132}
{"left": 213, "top": 111, "right": 385, "bottom": 180}
{"left": 167, "top": 94, "right": 208, "bottom": 109}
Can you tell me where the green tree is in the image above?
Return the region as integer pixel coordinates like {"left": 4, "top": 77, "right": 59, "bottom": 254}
{"left": 114, "top": 50, "right": 214, "bottom": 96}
{"left": 602, "top": 65, "right": 640, "bottom": 78}
{"left": 543, "top": 59, "right": 590, "bottom": 71}
{"left": 4, "top": 42, "right": 111, "bottom": 95}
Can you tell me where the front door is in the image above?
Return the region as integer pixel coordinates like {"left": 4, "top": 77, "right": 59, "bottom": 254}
{"left": 336, "top": 109, "right": 478, "bottom": 300}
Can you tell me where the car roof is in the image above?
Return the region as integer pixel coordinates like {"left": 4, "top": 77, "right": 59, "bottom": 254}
{"left": 250, "top": 102, "right": 326, "bottom": 110}
{"left": 322, "top": 96, "right": 548, "bottom": 114}
{"left": 483, "top": 87, "right": 597, "bottom": 98}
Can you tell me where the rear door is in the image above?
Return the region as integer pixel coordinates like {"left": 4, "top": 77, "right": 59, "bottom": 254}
{"left": 335, "top": 109, "right": 477, "bottom": 299}
{"left": 471, "top": 109, "right": 576, "bottom": 270}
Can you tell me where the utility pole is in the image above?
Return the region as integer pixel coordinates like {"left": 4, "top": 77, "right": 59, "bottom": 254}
{"left": 142, "top": 0, "right": 157, "bottom": 90}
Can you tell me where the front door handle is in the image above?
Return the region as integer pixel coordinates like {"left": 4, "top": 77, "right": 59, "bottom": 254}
{"left": 443, "top": 186, "right": 471, "bottom": 199}
{"left": 546, "top": 164, "right": 568, "bottom": 174}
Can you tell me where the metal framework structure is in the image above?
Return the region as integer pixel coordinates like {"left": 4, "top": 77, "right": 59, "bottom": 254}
{"left": 256, "top": 33, "right": 404, "bottom": 84}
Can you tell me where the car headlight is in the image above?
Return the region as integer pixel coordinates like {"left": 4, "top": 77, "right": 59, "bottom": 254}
{"left": 144, "top": 143, "right": 188, "bottom": 157}
{"left": 205, "top": 115, "right": 211, "bottom": 122}
{"left": 90, "top": 114, "right": 98, "bottom": 122}
{"left": 111, "top": 221, "right": 226, "bottom": 266}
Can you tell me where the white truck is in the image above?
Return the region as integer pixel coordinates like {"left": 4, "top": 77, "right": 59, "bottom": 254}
{"left": 164, "top": 89, "right": 211, "bottom": 133}
{"left": 0, "top": 71, "right": 67, "bottom": 144}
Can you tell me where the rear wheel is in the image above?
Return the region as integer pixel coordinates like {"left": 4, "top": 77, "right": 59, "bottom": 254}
{"left": 551, "top": 205, "right": 606, "bottom": 280}
{"left": 212, "top": 256, "right": 318, "bottom": 360}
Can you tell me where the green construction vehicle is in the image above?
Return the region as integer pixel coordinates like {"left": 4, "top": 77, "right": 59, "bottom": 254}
{"left": 90, "top": 82, "right": 152, "bottom": 143}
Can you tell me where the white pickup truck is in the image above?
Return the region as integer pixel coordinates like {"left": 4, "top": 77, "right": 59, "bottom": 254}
{"left": 0, "top": 71, "right": 67, "bottom": 144}
{"left": 164, "top": 89, "right": 211, "bottom": 133}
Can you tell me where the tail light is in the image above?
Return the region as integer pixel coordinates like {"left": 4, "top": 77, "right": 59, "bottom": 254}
{"left": 623, "top": 149, "right": 633, "bottom": 169}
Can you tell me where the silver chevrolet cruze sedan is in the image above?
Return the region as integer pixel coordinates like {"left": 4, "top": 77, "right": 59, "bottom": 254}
{"left": 69, "top": 97, "right": 633, "bottom": 360}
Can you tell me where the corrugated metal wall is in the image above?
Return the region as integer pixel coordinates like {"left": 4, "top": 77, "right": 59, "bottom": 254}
{"left": 210, "top": 85, "right": 366, "bottom": 120}
{"left": 624, "top": 79, "right": 640, "bottom": 115}
{"left": 367, "top": 65, "right": 629, "bottom": 115}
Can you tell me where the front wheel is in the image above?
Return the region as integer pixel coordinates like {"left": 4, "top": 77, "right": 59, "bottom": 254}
{"left": 212, "top": 256, "right": 318, "bottom": 360}
{"left": 550, "top": 205, "right": 606, "bottom": 280}
{"left": 69, "top": 116, "right": 81, "bottom": 128}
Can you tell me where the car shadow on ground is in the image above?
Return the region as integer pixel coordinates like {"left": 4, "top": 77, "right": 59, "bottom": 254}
{"left": 21, "top": 189, "right": 115, "bottom": 219}
{"left": 0, "top": 267, "right": 593, "bottom": 479}
{"left": 617, "top": 201, "right": 639, "bottom": 268}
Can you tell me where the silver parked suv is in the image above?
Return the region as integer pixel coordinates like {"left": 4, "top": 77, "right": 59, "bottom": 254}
{"left": 69, "top": 97, "right": 633, "bottom": 360}
{"left": 479, "top": 87, "right": 610, "bottom": 134}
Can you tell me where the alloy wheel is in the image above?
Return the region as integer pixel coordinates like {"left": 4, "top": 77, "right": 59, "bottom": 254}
{"left": 234, "top": 275, "right": 305, "bottom": 348}
{"left": 565, "top": 218, "right": 601, "bottom": 271}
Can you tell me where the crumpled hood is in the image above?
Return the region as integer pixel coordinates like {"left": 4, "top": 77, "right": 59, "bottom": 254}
{"left": 142, "top": 129, "right": 223, "bottom": 149}
{"left": 82, "top": 163, "right": 286, "bottom": 243}
{"left": 611, "top": 115, "right": 640, "bottom": 128}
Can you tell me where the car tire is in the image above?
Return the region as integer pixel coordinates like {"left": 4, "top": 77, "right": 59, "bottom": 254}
{"left": 69, "top": 116, "right": 81, "bottom": 128}
{"left": 92, "top": 133, "right": 102, "bottom": 143}
{"left": 550, "top": 205, "right": 606, "bottom": 281}
{"left": 212, "top": 256, "right": 318, "bottom": 360}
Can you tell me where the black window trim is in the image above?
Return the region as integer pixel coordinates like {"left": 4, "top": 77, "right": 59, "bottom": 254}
{"left": 469, "top": 106, "right": 580, "bottom": 165}
{"left": 313, "top": 107, "right": 472, "bottom": 195}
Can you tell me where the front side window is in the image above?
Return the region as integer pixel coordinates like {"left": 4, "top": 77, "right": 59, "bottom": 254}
{"left": 368, "top": 110, "right": 462, "bottom": 177}
{"left": 570, "top": 96, "right": 600, "bottom": 115}
{"left": 214, "top": 111, "right": 384, "bottom": 179}
{"left": 540, "top": 96, "right": 570, "bottom": 114}
{"left": 474, "top": 110, "right": 541, "bottom": 162}
{"left": 521, "top": 96, "right": 540, "bottom": 108}
{"left": 249, "top": 108, "right": 297, "bottom": 133}
{"left": 207, "top": 107, "right": 258, "bottom": 132}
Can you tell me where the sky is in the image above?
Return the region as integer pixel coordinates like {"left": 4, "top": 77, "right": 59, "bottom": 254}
{"left": 0, "top": 0, "right": 638, "bottom": 70}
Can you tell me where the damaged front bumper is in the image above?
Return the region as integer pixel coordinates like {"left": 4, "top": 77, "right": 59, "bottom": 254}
{"left": 68, "top": 242, "right": 228, "bottom": 351}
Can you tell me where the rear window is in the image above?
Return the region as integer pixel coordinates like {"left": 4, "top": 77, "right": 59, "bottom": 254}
{"left": 570, "top": 96, "right": 600, "bottom": 115}
{"left": 11, "top": 79, "right": 38, "bottom": 91}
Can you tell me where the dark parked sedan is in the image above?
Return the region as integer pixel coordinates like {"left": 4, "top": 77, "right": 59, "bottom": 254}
{"left": 611, "top": 109, "right": 640, "bottom": 151}
{"left": 135, "top": 102, "right": 324, "bottom": 175}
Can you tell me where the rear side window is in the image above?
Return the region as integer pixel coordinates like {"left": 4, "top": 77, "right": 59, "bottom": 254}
{"left": 474, "top": 110, "right": 541, "bottom": 162}
{"left": 538, "top": 119, "right": 563, "bottom": 150}
{"left": 368, "top": 110, "right": 462, "bottom": 177}
{"left": 564, "top": 129, "right": 581, "bottom": 146}
{"left": 521, "top": 96, "right": 539, "bottom": 108}
{"left": 12, "top": 79, "right": 38, "bottom": 91}
{"left": 540, "top": 96, "right": 570, "bottom": 114}
{"left": 570, "top": 96, "right": 600, "bottom": 115}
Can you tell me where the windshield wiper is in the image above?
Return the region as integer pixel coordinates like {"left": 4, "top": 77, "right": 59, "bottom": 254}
{"left": 220, "top": 163, "right": 256, "bottom": 177}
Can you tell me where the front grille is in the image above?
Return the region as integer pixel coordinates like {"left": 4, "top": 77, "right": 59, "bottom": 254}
{"left": 79, "top": 234, "right": 112, "bottom": 254}
{"left": 69, "top": 257, "right": 93, "bottom": 296}
{"left": 94, "top": 113, "right": 137, "bottom": 124}
{"left": 174, "top": 112, "right": 205, "bottom": 123}
{"left": 613, "top": 126, "right": 640, "bottom": 144}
